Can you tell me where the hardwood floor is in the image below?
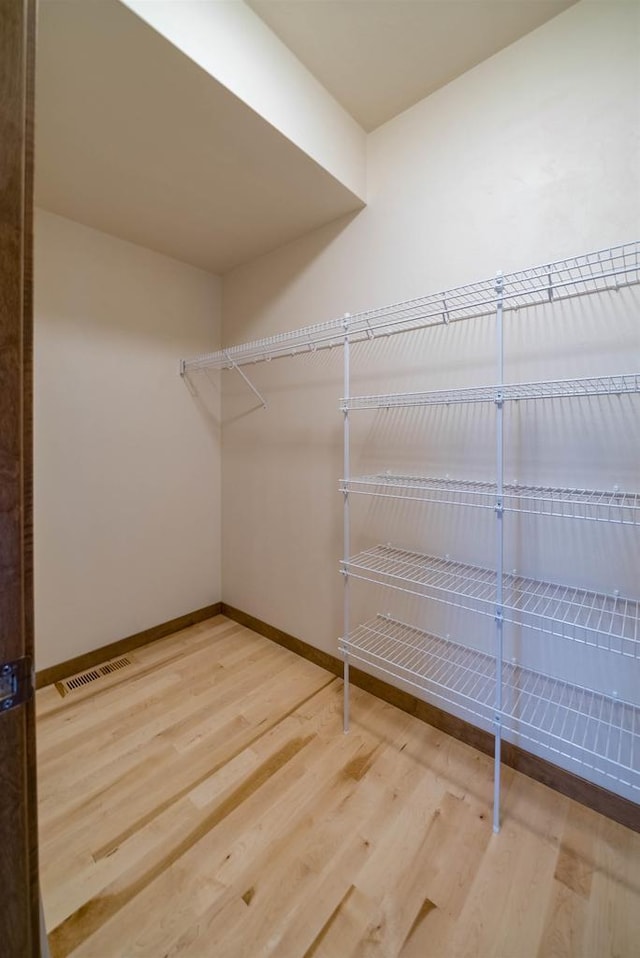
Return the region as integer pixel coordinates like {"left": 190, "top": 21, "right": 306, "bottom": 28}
{"left": 37, "top": 615, "right": 640, "bottom": 957}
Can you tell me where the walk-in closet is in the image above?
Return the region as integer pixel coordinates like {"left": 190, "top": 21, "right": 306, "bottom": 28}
{"left": 2, "top": 1, "right": 639, "bottom": 955}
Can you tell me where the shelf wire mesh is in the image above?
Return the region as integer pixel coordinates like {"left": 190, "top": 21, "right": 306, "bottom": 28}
{"left": 343, "top": 546, "right": 640, "bottom": 656}
{"left": 182, "top": 241, "right": 640, "bottom": 372}
{"left": 341, "top": 372, "right": 640, "bottom": 410}
{"left": 339, "top": 615, "right": 640, "bottom": 792}
{"left": 341, "top": 475, "right": 640, "bottom": 525}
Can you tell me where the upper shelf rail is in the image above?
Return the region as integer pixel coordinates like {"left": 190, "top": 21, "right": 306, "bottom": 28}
{"left": 181, "top": 240, "right": 640, "bottom": 373}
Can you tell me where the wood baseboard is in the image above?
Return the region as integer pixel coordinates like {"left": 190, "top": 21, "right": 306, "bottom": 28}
{"left": 36, "top": 602, "right": 222, "bottom": 689}
{"left": 221, "top": 603, "right": 640, "bottom": 834}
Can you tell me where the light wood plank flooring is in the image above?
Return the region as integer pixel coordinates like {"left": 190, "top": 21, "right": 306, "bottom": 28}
{"left": 37, "top": 615, "right": 640, "bottom": 957}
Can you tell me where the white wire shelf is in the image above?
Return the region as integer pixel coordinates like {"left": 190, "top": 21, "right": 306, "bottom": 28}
{"left": 339, "top": 615, "right": 640, "bottom": 793}
{"left": 182, "top": 240, "right": 640, "bottom": 373}
{"left": 342, "top": 546, "right": 640, "bottom": 657}
{"left": 341, "top": 474, "right": 640, "bottom": 525}
{"left": 341, "top": 372, "right": 640, "bottom": 410}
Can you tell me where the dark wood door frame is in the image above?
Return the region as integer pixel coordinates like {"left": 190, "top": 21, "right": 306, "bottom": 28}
{"left": 0, "top": 0, "right": 40, "bottom": 955}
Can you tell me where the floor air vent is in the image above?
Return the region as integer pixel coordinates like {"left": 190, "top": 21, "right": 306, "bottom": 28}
{"left": 55, "top": 656, "right": 133, "bottom": 697}
{"left": 99, "top": 657, "right": 132, "bottom": 676}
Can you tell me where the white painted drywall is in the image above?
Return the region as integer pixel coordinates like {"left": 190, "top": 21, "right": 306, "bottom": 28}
{"left": 219, "top": 1, "right": 640, "bottom": 795}
{"left": 35, "top": 211, "right": 222, "bottom": 670}
{"left": 122, "top": 0, "right": 367, "bottom": 201}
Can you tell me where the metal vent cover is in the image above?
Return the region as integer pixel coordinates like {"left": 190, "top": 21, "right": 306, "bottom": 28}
{"left": 55, "top": 656, "right": 132, "bottom": 697}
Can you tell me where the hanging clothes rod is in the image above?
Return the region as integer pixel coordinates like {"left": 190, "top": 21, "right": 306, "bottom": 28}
{"left": 180, "top": 240, "right": 640, "bottom": 375}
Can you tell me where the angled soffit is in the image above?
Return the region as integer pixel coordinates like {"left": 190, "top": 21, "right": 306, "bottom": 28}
{"left": 35, "top": 0, "right": 366, "bottom": 274}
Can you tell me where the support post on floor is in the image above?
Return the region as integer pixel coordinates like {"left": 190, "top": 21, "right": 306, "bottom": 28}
{"left": 342, "top": 314, "right": 351, "bottom": 734}
{"left": 494, "top": 271, "right": 505, "bottom": 834}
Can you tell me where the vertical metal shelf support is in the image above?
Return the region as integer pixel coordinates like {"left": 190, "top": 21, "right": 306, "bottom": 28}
{"left": 493, "top": 271, "right": 505, "bottom": 833}
{"left": 343, "top": 314, "right": 351, "bottom": 734}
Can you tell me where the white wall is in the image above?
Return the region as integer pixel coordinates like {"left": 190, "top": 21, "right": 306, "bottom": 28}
{"left": 35, "top": 210, "right": 222, "bottom": 670}
{"left": 222, "top": 0, "right": 640, "bottom": 340}
{"left": 219, "top": 1, "right": 640, "bottom": 794}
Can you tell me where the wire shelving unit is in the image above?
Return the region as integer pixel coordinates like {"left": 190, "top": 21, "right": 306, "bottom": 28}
{"left": 179, "top": 240, "right": 640, "bottom": 829}
{"left": 336, "top": 240, "right": 640, "bottom": 832}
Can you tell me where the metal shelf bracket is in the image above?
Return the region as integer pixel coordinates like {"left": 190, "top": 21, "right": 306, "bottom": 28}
{"left": 224, "top": 351, "right": 267, "bottom": 409}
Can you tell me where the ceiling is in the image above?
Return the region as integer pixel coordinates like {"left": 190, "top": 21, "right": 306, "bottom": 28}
{"left": 247, "top": 0, "right": 575, "bottom": 132}
{"left": 36, "top": 0, "right": 575, "bottom": 274}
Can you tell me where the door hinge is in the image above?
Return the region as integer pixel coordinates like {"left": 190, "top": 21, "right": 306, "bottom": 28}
{"left": 0, "top": 656, "right": 33, "bottom": 713}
